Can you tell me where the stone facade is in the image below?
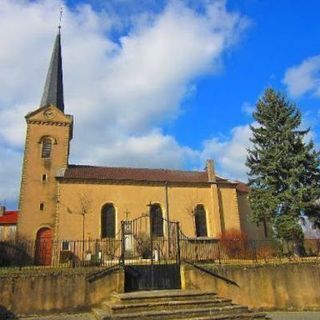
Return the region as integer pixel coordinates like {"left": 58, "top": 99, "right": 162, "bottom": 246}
{"left": 17, "top": 106, "right": 72, "bottom": 240}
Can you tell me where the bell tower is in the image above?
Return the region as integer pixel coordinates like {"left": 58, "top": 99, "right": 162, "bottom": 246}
{"left": 17, "top": 29, "right": 73, "bottom": 240}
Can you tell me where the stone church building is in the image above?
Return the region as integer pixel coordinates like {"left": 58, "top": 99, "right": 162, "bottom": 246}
{"left": 17, "top": 31, "right": 265, "bottom": 252}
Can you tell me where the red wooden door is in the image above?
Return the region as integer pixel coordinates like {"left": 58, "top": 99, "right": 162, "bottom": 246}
{"left": 35, "top": 228, "right": 53, "bottom": 266}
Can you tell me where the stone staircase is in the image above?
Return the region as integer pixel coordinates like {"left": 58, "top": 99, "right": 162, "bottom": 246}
{"left": 92, "top": 289, "right": 270, "bottom": 320}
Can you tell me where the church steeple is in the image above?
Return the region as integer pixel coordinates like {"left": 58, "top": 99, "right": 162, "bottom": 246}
{"left": 40, "top": 29, "right": 64, "bottom": 112}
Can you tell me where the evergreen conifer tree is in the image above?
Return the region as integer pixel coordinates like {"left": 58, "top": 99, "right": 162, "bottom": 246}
{"left": 246, "top": 88, "right": 320, "bottom": 244}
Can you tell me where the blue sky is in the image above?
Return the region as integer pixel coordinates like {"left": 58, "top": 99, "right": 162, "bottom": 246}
{"left": 0, "top": 0, "right": 320, "bottom": 209}
{"left": 170, "top": 0, "right": 320, "bottom": 146}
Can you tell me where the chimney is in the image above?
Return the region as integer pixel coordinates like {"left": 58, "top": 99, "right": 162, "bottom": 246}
{"left": 0, "top": 206, "right": 5, "bottom": 216}
{"left": 205, "top": 159, "right": 216, "bottom": 183}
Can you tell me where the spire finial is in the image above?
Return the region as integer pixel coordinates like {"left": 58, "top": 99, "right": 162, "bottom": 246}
{"left": 40, "top": 20, "right": 65, "bottom": 112}
{"left": 58, "top": 6, "right": 63, "bottom": 33}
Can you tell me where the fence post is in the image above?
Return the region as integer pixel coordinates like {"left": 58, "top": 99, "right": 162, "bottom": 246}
{"left": 218, "top": 242, "right": 221, "bottom": 264}
{"left": 254, "top": 241, "right": 258, "bottom": 263}
{"left": 176, "top": 222, "right": 181, "bottom": 266}
{"left": 72, "top": 241, "right": 76, "bottom": 268}
{"left": 120, "top": 221, "right": 125, "bottom": 266}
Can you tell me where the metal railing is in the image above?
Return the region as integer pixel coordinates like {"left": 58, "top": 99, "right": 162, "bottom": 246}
{"left": 0, "top": 238, "right": 122, "bottom": 269}
{"left": 1, "top": 237, "right": 319, "bottom": 270}
{"left": 179, "top": 237, "right": 320, "bottom": 264}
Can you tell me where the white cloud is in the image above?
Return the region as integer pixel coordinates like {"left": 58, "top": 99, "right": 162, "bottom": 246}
{"left": 200, "top": 124, "right": 252, "bottom": 182}
{"left": 0, "top": 0, "right": 247, "bottom": 206}
{"left": 77, "top": 130, "right": 197, "bottom": 169}
{"left": 241, "top": 101, "right": 255, "bottom": 116}
{"left": 283, "top": 55, "right": 320, "bottom": 97}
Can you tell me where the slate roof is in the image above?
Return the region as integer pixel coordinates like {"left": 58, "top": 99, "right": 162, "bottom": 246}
{"left": 40, "top": 31, "right": 64, "bottom": 112}
{"left": 0, "top": 211, "right": 18, "bottom": 225}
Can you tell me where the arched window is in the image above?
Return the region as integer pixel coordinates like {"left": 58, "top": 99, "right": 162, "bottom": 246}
{"left": 150, "top": 204, "right": 163, "bottom": 237}
{"left": 194, "top": 204, "right": 207, "bottom": 237}
{"left": 101, "top": 203, "right": 116, "bottom": 238}
{"left": 41, "top": 137, "right": 52, "bottom": 158}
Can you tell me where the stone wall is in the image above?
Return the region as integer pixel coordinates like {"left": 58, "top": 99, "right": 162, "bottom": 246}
{"left": 182, "top": 262, "right": 320, "bottom": 310}
{"left": 0, "top": 268, "right": 124, "bottom": 316}
{"left": 2, "top": 262, "right": 319, "bottom": 316}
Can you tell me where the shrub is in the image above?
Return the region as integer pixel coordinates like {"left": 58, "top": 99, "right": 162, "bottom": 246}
{"left": 219, "top": 229, "right": 248, "bottom": 259}
{"left": 256, "top": 245, "right": 275, "bottom": 261}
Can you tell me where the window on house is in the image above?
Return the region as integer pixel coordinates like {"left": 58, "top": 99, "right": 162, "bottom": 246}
{"left": 40, "top": 203, "right": 44, "bottom": 211}
{"left": 42, "top": 174, "right": 47, "bottom": 182}
{"left": 41, "top": 138, "right": 52, "bottom": 158}
{"left": 101, "top": 204, "right": 116, "bottom": 238}
{"left": 150, "top": 204, "right": 163, "bottom": 237}
{"left": 62, "top": 241, "right": 70, "bottom": 251}
{"left": 194, "top": 204, "right": 207, "bottom": 237}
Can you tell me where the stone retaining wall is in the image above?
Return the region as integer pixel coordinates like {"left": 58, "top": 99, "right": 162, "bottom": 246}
{"left": 182, "top": 262, "right": 320, "bottom": 310}
{"left": 1, "top": 262, "right": 319, "bottom": 315}
{"left": 0, "top": 268, "right": 124, "bottom": 315}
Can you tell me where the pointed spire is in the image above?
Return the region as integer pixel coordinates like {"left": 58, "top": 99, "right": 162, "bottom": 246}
{"left": 40, "top": 28, "right": 64, "bottom": 112}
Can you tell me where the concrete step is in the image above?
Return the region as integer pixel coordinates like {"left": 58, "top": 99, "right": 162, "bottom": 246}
{"left": 92, "top": 308, "right": 110, "bottom": 320}
{"left": 114, "top": 289, "right": 217, "bottom": 304}
{"left": 93, "top": 289, "right": 270, "bottom": 320}
{"left": 97, "top": 305, "right": 250, "bottom": 320}
{"left": 104, "top": 298, "right": 233, "bottom": 314}
{"left": 171, "top": 312, "right": 269, "bottom": 319}
{"left": 92, "top": 308, "right": 269, "bottom": 320}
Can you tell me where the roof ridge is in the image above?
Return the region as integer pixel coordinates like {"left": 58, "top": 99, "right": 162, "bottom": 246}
{"left": 68, "top": 164, "right": 206, "bottom": 174}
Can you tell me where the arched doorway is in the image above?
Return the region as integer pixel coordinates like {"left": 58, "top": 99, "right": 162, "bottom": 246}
{"left": 35, "top": 227, "right": 53, "bottom": 266}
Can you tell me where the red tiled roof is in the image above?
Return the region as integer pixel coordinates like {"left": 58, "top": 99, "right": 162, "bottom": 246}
{"left": 64, "top": 165, "right": 210, "bottom": 183}
{"left": 0, "top": 211, "right": 18, "bottom": 225}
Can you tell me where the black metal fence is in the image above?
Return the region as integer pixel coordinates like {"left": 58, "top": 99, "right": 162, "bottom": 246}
{"left": 0, "top": 238, "right": 121, "bottom": 269}
{"left": 1, "top": 237, "right": 320, "bottom": 269}
{"left": 180, "top": 238, "right": 320, "bottom": 264}
{"left": 120, "top": 215, "right": 180, "bottom": 266}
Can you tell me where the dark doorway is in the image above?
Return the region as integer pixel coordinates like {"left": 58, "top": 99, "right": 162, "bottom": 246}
{"left": 124, "top": 264, "right": 181, "bottom": 292}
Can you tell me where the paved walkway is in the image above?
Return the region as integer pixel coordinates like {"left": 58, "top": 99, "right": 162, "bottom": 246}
{"left": 17, "top": 311, "right": 320, "bottom": 319}
{"left": 268, "top": 312, "right": 320, "bottom": 319}
{"left": 19, "top": 314, "right": 95, "bottom": 320}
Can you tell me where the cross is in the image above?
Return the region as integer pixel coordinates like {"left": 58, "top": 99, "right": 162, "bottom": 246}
{"left": 58, "top": 6, "right": 63, "bottom": 32}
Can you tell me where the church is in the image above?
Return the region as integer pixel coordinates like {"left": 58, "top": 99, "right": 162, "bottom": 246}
{"left": 17, "top": 30, "right": 265, "bottom": 263}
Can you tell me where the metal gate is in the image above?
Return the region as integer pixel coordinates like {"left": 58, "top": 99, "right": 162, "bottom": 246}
{"left": 121, "top": 214, "right": 181, "bottom": 291}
